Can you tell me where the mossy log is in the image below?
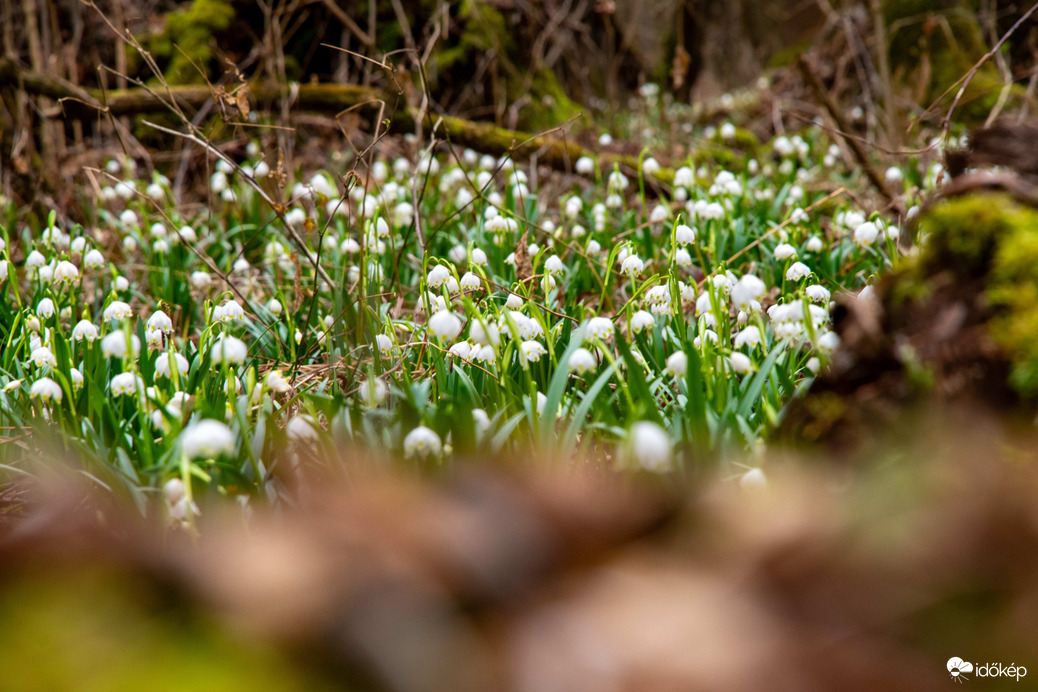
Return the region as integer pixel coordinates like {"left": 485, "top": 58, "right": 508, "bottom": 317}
{"left": 0, "top": 58, "right": 671, "bottom": 183}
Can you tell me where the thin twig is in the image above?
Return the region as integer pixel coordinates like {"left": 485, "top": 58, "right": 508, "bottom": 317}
{"left": 725, "top": 188, "right": 850, "bottom": 267}
{"left": 142, "top": 119, "right": 335, "bottom": 288}
{"left": 315, "top": 0, "right": 375, "bottom": 47}
{"left": 797, "top": 56, "right": 903, "bottom": 215}
{"left": 941, "top": 1, "right": 1038, "bottom": 138}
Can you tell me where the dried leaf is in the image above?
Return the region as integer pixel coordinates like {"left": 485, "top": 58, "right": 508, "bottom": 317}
{"left": 671, "top": 45, "right": 691, "bottom": 91}
{"left": 212, "top": 85, "right": 229, "bottom": 119}
{"left": 271, "top": 152, "right": 288, "bottom": 192}
{"left": 232, "top": 82, "right": 251, "bottom": 119}
{"left": 514, "top": 230, "right": 533, "bottom": 284}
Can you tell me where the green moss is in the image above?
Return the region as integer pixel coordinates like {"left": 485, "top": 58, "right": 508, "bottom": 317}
{"left": 690, "top": 145, "right": 739, "bottom": 170}
{"left": 883, "top": 194, "right": 1038, "bottom": 395}
{"left": 526, "top": 69, "right": 585, "bottom": 131}
{"left": 768, "top": 39, "right": 814, "bottom": 70}
{"left": 428, "top": 0, "right": 585, "bottom": 131}
{"left": 689, "top": 132, "right": 759, "bottom": 171}
{"left": 456, "top": 0, "right": 511, "bottom": 54}
{"left": 0, "top": 568, "right": 329, "bottom": 692}
{"left": 884, "top": 255, "right": 933, "bottom": 310}
{"left": 913, "top": 194, "right": 1038, "bottom": 394}
{"left": 917, "top": 193, "right": 1019, "bottom": 276}
{"left": 986, "top": 206, "right": 1038, "bottom": 393}
{"left": 709, "top": 127, "right": 759, "bottom": 152}
{"left": 899, "top": 343, "right": 937, "bottom": 391}
{"left": 800, "top": 391, "right": 848, "bottom": 441}
{"left": 144, "top": 0, "right": 235, "bottom": 84}
{"left": 884, "top": 0, "right": 1005, "bottom": 124}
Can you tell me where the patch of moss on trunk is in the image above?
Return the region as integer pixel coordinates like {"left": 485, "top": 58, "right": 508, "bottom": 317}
{"left": 884, "top": 0, "right": 1018, "bottom": 125}
{"left": 898, "top": 193, "right": 1038, "bottom": 396}
{"left": 427, "top": 0, "right": 585, "bottom": 131}
{"left": 142, "top": 0, "right": 235, "bottom": 85}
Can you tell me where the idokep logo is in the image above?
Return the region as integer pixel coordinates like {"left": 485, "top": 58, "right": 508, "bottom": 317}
{"left": 947, "top": 657, "right": 1028, "bottom": 683}
{"left": 948, "top": 658, "right": 973, "bottom": 682}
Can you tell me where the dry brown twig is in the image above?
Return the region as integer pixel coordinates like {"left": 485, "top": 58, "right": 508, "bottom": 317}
{"left": 74, "top": 0, "right": 337, "bottom": 290}
{"left": 934, "top": 1, "right": 1038, "bottom": 138}
{"left": 797, "top": 55, "right": 904, "bottom": 217}
{"left": 144, "top": 118, "right": 334, "bottom": 289}
{"left": 315, "top": 0, "right": 374, "bottom": 48}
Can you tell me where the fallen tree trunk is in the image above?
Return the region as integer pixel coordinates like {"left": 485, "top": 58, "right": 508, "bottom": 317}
{"left": 0, "top": 58, "right": 672, "bottom": 184}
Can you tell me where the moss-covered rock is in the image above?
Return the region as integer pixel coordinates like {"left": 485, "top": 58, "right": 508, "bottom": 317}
{"left": 916, "top": 192, "right": 1021, "bottom": 278}
{"left": 911, "top": 194, "right": 1038, "bottom": 395}
{"left": 781, "top": 191, "right": 1038, "bottom": 449}
{"left": 984, "top": 207, "right": 1038, "bottom": 393}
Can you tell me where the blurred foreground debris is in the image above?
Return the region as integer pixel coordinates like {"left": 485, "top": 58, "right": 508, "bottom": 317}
{"left": 2, "top": 429, "right": 1037, "bottom": 691}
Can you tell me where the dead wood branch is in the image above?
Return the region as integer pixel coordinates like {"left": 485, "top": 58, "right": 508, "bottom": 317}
{"left": 0, "top": 57, "right": 672, "bottom": 183}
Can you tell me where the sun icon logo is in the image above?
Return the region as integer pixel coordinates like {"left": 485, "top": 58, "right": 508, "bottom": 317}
{"left": 947, "top": 657, "right": 973, "bottom": 683}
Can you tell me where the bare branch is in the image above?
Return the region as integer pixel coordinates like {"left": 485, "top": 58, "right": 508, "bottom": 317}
{"left": 142, "top": 118, "right": 335, "bottom": 289}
